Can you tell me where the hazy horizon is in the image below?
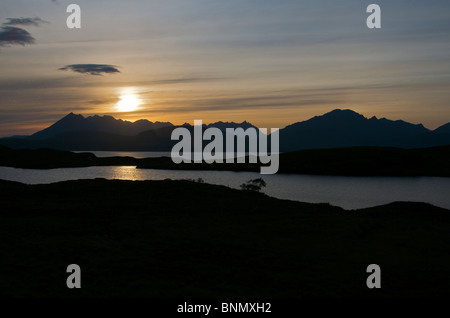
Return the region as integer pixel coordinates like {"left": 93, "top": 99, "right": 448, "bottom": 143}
{"left": 1, "top": 0, "right": 450, "bottom": 136}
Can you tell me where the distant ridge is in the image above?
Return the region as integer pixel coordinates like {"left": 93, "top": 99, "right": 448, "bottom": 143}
{"left": 280, "top": 109, "right": 435, "bottom": 151}
{"left": 182, "top": 120, "right": 257, "bottom": 131}
{"left": 30, "top": 113, "right": 174, "bottom": 140}
{"left": 435, "top": 123, "right": 450, "bottom": 134}
{"left": 1, "top": 109, "right": 449, "bottom": 151}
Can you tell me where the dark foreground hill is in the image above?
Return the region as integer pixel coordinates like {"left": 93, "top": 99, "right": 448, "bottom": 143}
{"left": 0, "top": 178, "right": 449, "bottom": 298}
{"left": 1, "top": 144, "right": 450, "bottom": 177}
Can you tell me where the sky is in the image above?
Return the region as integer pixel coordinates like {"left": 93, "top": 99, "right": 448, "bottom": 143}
{"left": 0, "top": 0, "right": 449, "bottom": 137}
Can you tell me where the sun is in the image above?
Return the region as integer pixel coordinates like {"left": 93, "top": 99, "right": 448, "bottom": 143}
{"left": 116, "top": 94, "right": 141, "bottom": 112}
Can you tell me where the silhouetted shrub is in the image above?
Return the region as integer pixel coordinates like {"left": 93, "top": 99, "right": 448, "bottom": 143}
{"left": 240, "top": 178, "right": 266, "bottom": 192}
{"left": 185, "top": 177, "right": 205, "bottom": 183}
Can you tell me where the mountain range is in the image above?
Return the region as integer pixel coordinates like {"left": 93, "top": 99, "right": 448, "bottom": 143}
{"left": 1, "top": 109, "right": 449, "bottom": 152}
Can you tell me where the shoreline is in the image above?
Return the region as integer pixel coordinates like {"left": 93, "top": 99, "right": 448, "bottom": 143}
{"left": 1, "top": 145, "right": 450, "bottom": 177}
{"left": 1, "top": 178, "right": 450, "bottom": 298}
{"left": 1, "top": 177, "right": 448, "bottom": 212}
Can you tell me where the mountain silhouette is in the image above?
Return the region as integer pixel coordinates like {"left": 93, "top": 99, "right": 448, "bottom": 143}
{"left": 435, "top": 123, "right": 450, "bottom": 134}
{"left": 279, "top": 109, "right": 440, "bottom": 151}
{"left": 29, "top": 113, "right": 174, "bottom": 140}
{"left": 182, "top": 120, "right": 257, "bottom": 131}
{"left": 1, "top": 109, "right": 449, "bottom": 151}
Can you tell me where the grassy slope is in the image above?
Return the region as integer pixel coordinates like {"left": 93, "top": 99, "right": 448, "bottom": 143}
{"left": 0, "top": 178, "right": 449, "bottom": 298}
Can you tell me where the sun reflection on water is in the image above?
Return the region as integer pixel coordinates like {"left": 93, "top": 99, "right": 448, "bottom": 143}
{"left": 110, "top": 166, "right": 140, "bottom": 181}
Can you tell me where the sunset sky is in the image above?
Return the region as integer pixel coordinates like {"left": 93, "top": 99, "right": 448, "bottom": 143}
{"left": 1, "top": 0, "right": 449, "bottom": 137}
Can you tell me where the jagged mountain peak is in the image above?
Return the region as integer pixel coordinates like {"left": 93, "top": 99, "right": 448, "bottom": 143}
{"left": 29, "top": 113, "right": 173, "bottom": 140}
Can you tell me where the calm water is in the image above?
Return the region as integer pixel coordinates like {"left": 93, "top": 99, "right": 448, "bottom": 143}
{"left": 1, "top": 166, "right": 449, "bottom": 210}
{"left": 74, "top": 151, "right": 257, "bottom": 160}
{"left": 74, "top": 151, "right": 172, "bottom": 159}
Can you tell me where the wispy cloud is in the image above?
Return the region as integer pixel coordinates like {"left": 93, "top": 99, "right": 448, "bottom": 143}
{"left": 58, "top": 64, "right": 121, "bottom": 76}
{"left": 4, "top": 17, "right": 49, "bottom": 27}
{"left": 0, "top": 75, "right": 226, "bottom": 91}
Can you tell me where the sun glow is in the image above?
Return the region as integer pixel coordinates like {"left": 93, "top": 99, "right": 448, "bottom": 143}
{"left": 116, "top": 94, "right": 141, "bottom": 112}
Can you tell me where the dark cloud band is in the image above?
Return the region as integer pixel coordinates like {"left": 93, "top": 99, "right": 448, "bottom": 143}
{"left": 0, "top": 26, "right": 35, "bottom": 46}
{"left": 58, "top": 64, "right": 121, "bottom": 76}
{"left": 0, "top": 17, "right": 48, "bottom": 47}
